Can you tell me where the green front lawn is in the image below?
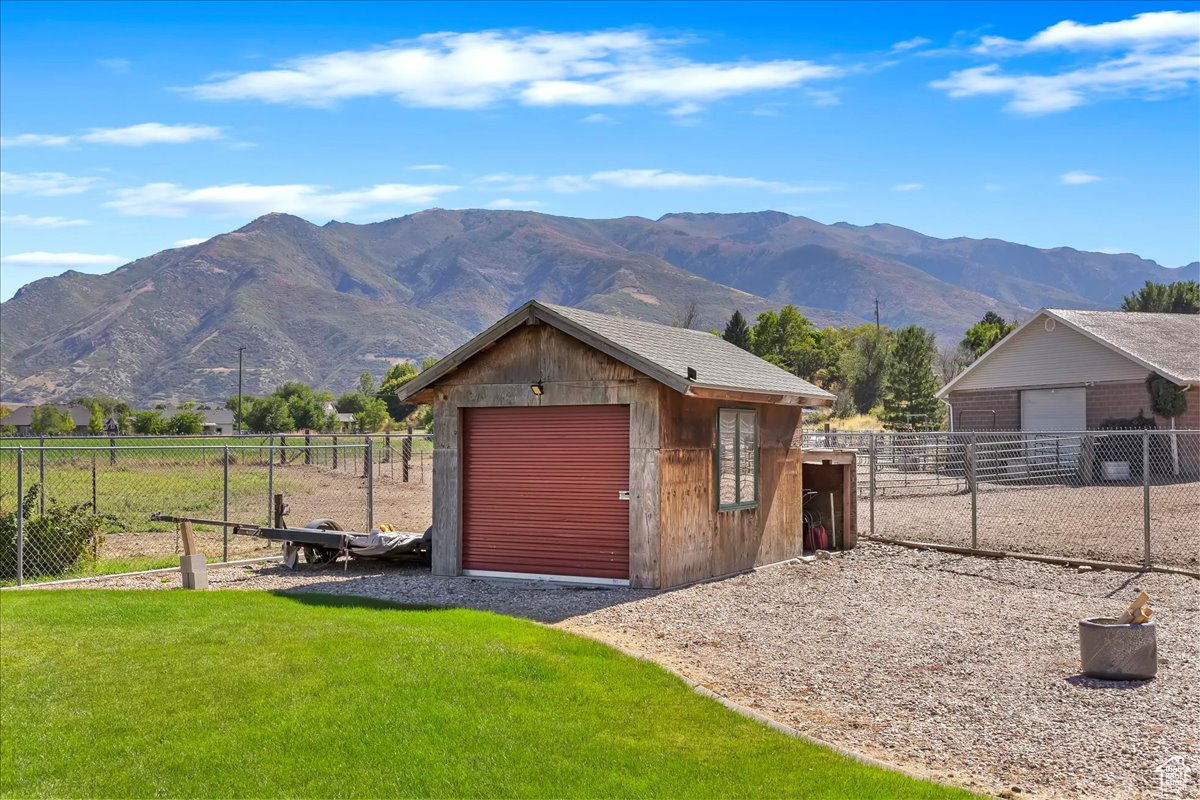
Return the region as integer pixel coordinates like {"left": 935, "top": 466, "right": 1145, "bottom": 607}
{"left": 0, "top": 591, "right": 969, "bottom": 798}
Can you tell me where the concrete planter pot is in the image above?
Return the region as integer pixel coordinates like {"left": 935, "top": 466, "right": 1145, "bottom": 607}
{"left": 1079, "top": 617, "right": 1157, "bottom": 680}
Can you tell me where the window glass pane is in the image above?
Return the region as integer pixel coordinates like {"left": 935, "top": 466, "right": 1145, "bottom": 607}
{"left": 718, "top": 410, "right": 737, "bottom": 506}
{"left": 737, "top": 411, "right": 757, "bottom": 504}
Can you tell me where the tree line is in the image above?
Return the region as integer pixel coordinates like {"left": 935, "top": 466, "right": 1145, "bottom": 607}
{"left": 1, "top": 360, "right": 439, "bottom": 436}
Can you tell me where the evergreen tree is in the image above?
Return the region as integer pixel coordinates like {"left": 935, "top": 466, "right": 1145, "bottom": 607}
{"left": 880, "top": 325, "right": 943, "bottom": 430}
{"left": 723, "top": 310, "right": 751, "bottom": 351}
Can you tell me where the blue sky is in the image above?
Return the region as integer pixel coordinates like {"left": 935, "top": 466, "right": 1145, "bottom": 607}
{"left": 2, "top": 1, "right": 1198, "bottom": 300}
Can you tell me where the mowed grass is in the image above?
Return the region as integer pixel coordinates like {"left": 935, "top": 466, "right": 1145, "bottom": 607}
{"left": 0, "top": 591, "right": 971, "bottom": 799}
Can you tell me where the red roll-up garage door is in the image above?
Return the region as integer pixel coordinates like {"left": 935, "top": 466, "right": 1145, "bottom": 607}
{"left": 462, "top": 405, "right": 630, "bottom": 581}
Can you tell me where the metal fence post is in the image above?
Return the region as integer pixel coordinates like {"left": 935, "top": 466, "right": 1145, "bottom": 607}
{"left": 402, "top": 426, "right": 412, "bottom": 483}
{"left": 223, "top": 445, "right": 230, "bottom": 563}
{"left": 366, "top": 438, "right": 374, "bottom": 532}
{"left": 969, "top": 431, "right": 978, "bottom": 551}
{"left": 38, "top": 438, "right": 45, "bottom": 515}
{"left": 868, "top": 433, "right": 876, "bottom": 537}
{"left": 91, "top": 452, "right": 98, "bottom": 512}
{"left": 16, "top": 447, "right": 24, "bottom": 586}
{"left": 267, "top": 440, "right": 275, "bottom": 528}
{"left": 1143, "top": 430, "right": 1151, "bottom": 569}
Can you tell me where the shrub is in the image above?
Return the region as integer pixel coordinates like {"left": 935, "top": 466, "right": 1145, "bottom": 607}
{"left": 0, "top": 485, "right": 115, "bottom": 581}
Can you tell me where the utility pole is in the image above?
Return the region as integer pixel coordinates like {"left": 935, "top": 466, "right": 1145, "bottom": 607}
{"left": 240, "top": 347, "right": 249, "bottom": 434}
{"left": 874, "top": 298, "right": 880, "bottom": 332}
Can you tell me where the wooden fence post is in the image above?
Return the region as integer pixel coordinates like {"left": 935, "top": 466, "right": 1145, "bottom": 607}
{"left": 304, "top": 432, "right": 312, "bottom": 465}
{"left": 109, "top": 436, "right": 117, "bottom": 466}
{"left": 279, "top": 434, "right": 287, "bottom": 465}
{"left": 332, "top": 435, "right": 338, "bottom": 470}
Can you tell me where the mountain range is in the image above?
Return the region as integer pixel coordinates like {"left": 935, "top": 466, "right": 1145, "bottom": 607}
{"left": 1, "top": 208, "right": 1191, "bottom": 405}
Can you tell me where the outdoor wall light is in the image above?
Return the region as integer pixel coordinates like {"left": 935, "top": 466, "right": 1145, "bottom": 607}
{"left": 531, "top": 381, "right": 545, "bottom": 396}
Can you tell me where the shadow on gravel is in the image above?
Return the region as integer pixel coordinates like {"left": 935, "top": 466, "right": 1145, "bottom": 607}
{"left": 253, "top": 560, "right": 660, "bottom": 623}
{"left": 1064, "top": 674, "right": 1151, "bottom": 690}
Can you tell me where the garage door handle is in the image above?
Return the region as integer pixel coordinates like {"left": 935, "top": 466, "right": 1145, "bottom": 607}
{"left": 618, "top": 490, "right": 630, "bottom": 501}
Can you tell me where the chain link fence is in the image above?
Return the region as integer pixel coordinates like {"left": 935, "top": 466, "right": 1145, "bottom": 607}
{"left": 805, "top": 429, "right": 1199, "bottom": 572}
{"left": 0, "top": 434, "right": 432, "bottom": 585}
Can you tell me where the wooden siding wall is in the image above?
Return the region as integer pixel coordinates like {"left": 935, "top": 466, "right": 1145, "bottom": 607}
{"left": 657, "top": 387, "right": 805, "bottom": 587}
{"left": 430, "top": 322, "right": 662, "bottom": 587}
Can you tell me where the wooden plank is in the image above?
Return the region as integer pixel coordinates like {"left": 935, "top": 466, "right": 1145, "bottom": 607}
{"left": 431, "top": 401, "right": 461, "bottom": 577}
{"left": 179, "top": 521, "right": 198, "bottom": 556}
{"left": 628, "top": 384, "right": 661, "bottom": 588}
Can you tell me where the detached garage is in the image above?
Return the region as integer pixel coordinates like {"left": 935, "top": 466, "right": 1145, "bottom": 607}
{"left": 398, "top": 300, "right": 838, "bottom": 589}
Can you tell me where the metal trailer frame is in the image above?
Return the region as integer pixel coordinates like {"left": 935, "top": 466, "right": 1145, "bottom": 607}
{"left": 149, "top": 512, "right": 430, "bottom": 566}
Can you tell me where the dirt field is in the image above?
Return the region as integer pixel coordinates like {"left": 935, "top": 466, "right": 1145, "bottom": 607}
{"left": 867, "top": 481, "right": 1199, "bottom": 569}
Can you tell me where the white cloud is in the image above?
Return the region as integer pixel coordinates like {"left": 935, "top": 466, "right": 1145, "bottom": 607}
{"left": 80, "top": 123, "right": 224, "bottom": 146}
{"left": 588, "top": 168, "right": 830, "bottom": 193}
{"left": 0, "top": 251, "right": 124, "bottom": 267}
{"left": 931, "top": 49, "right": 1199, "bottom": 113}
{"left": 473, "top": 168, "right": 833, "bottom": 195}
{"left": 0, "top": 133, "right": 73, "bottom": 147}
{"left": 544, "top": 175, "right": 594, "bottom": 193}
{"left": 485, "top": 198, "right": 546, "bottom": 210}
{"left": 408, "top": 163, "right": 448, "bottom": 171}
{"left": 191, "top": 30, "right": 840, "bottom": 113}
{"left": 173, "top": 237, "right": 210, "bottom": 247}
{"left": 892, "top": 183, "right": 924, "bottom": 192}
{"left": 934, "top": 11, "right": 1200, "bottom": 114}
{"left": 975, "top": 10, "right": 1200, "bottom": 53}
{"left": 667, "top": 101, "right": 703, "bottom": 116}
{"left": 891, "top": 36, "right": 932, "bottom": 53}
{"left": 104, "top": 181, "right": 459, "bottom": 218}
{"left": 99, "top": 57, "right": 132, "bottom": 73}
{"left": 0, "top": 212, "right": 91, "bottom": 228}
{"left": 2, "top": 123, "right": 224, "bottom": 148}
{"left": 0, "top": 171, "right": 102, "bottom": 195}
{"left": 1060, "top": 171, "right": 1103, "bottom": 185}
{"left": 581, "top": 112, "right": 617, "bottom": 124}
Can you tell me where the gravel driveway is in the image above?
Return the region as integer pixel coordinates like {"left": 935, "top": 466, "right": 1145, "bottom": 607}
{"left": 25, "top": 543, "right": 1199, "bottom": 799}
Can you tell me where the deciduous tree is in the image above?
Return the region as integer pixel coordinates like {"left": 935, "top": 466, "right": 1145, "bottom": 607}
{"left": 1121, "top": 280, "right": 1200, "bottom": 313}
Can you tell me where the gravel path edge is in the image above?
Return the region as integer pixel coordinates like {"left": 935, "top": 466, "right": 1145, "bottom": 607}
{"left": 559, "top": 624, "right": 967, "bottom": 794}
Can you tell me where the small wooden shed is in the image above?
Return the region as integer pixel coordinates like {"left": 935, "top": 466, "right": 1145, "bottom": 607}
{"left": 399, "top": 300, "right": 841, "bottom": 589}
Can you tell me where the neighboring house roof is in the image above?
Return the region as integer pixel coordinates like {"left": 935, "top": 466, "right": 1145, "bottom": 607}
{"left": 335, "top": 413, "right": 355, "bottom": 423}
{"left": 160, "top": 406, "right": 236, "bottom": 425}
{"left": 938, "top": 308, "right": 1200, "bottom": 398}
{"left": 3, "top": 404, "right": 91, "bottom": 427}
{"left": 399, "top": 300, "right": 835, "bottom": 406}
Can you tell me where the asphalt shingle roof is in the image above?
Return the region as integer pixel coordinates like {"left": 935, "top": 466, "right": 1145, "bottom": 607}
{"left": 1048, "top": 309, "right": 1199, "bottom": 383}
{"left": 539, "top": 303, "right": 834, "bottom": 400}
{"left": 398, "top": 300, "right": 835, "bottom": 405}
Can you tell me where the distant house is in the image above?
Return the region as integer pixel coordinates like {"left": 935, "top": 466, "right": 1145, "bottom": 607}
{"left": 159, "top": 406, "right": 237, "bottom": 435}
{"left": 937, "top": 309, "right": 1199, "bottom": 432}
{"left": 322, "top": 402, "right": 357, "bottom": 433}
{"left": 3, "top": 404, "right": 92, "bottom": 436}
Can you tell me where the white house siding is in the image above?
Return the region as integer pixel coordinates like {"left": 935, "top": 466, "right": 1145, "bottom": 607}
{"left": 951, "top": 313, "right": 1148, "bottom": 392}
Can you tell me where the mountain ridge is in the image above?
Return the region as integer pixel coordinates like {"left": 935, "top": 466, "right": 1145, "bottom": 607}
{"left": 1, "top": 208, "right": 1189, "bottom": 405}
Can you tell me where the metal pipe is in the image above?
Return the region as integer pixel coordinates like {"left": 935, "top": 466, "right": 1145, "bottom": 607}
{"left": 16, "top": 447, "right": 24, "bottom": 586}
{"left": 366, "top": 438, "right": 374, "bottom": 532}
{"left": 267, "top": 441, "right": 274, "bottom": 529}
{"left": 969, "top": 431, "right": 978, "bottom": 550}
{"left": 868, "top": 433, "right": 876, "bottom": 537}
{"left": 1143, "top": 430, "right": 1151, "bottom": 569}
{"left": 223, "top": 445, "right": 230, "bottom": 563}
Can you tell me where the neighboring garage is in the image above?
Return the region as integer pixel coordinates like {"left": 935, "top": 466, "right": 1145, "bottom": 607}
{"left": 398, "top": 300, "right": 840, "bottom": 589}
{"left": 939, "top": 309, "right": 1200, "bottom": 434}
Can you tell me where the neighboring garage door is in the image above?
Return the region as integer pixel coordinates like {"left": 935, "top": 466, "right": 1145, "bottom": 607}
{"left": 462, "top": 405, "right": 630, "bottom": 582}
{"left": 1021, "top": 388, "right": 1085, "bottom": 470}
